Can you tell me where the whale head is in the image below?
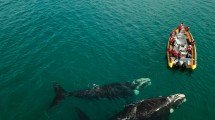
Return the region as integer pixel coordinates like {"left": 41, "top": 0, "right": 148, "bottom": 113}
{"left": 132, "top": 78, "right": 151, "bottom": 90}
{"left": 168, "top": 94, "right": 186, "bottom": 109}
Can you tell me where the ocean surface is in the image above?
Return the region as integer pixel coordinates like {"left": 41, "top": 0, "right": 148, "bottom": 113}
{"left": 0, "top": 0, "right": 215, "bottom": 120}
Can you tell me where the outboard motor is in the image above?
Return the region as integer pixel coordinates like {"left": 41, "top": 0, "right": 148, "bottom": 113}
{"left": 175, "top": 61, "right": 181, "bottom": 69}
{"left": 182, "top": 62, "right": 188, "bottom": 70}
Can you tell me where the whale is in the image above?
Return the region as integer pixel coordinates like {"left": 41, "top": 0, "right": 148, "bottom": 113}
{"left": 50, "top": 78, "right": 151, "bottom": 108}
{"left": 112, "top": 94, "right": 186, "bottom": 120}
{"left": 75, "top": 107, "right": 90, "bottom": 120}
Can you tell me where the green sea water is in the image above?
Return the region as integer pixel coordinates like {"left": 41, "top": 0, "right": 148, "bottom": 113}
{"left": 0, "top": 0, "right": 215, "bottom": 120}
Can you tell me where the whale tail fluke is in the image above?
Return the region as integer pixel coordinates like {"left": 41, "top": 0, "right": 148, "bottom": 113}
{"left": 49, "top": 83, "right": 69, "bottom": 108}
{"left": 75, "top": 107, "right": 90, "bottom": 120}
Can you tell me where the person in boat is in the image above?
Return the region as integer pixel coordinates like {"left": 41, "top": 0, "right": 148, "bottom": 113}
{"left": 178, "top": 51, "right": 182, "bottom": 60}
{"left": 172, "top": 50, "right": 179, "bottom": 58}
{"left": 186, "top": 52, "right": 192, "bottom": 58}
{"left": 172, "top": 30, "right": 176, "bottom": 36}
{"left": 190, "top": 39, "right": 195, "bottom": 45}
{"left": 174, "top": 51, "right": 181, "bottom": 61}
{"left": 178, "top": 23, "right": 184, "bottom": 33}
{"left": 175, "top": 61, "right": 181, "bottom": 69}
{"left": 167, "top": 48, "right": 172, "bottom": 53}
{"left": 167, "top": 48, "right": 173, "bottom": 57}
{"left": 170, "top": 30, "right": 176, "bottom": 37}
{"left": 182, "top": 61, "right": 188, "bottom": 70}
{"left": 170, "top": 37, "right": 175, "bottom": 45}
{"left": 185, "top": 26, "right": 190, "bottom": 31}
{"left": 187, "top": 45, "right": 192, "bottom": 52}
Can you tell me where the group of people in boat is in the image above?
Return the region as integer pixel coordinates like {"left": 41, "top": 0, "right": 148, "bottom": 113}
{"left": 169, "top": 23, "right": 193, "bottom": 43}
{"left": 167, "top": 23, "right": 196, "bottom": 69}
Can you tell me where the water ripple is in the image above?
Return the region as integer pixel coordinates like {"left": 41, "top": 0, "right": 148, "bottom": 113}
{"left": 1, "top": 0, "right": 215, "bottom": 120}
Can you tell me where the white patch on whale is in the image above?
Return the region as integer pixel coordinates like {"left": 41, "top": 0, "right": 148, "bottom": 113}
{"left": 134, "top": 78, "right": 151, "bottom": 90}
{"left": 167, "top": 97, "right": 172, "bottom": 103}
{"left": 155, "top": 108, "right": 160, "bottom": 111}
{"left": 148, "top": 81, "right": 152, "bottom": 86}
{"left": 170, "top": 108, "right": 174, "bottom": 113}
{"left": 183, "top": 98, "right": 187, "bottom": 103}
{"left": 133, "top": 89, "right": 140, "bottom": 95}
{"left": 92, "top": 84, "right": 99, "bottom": 88}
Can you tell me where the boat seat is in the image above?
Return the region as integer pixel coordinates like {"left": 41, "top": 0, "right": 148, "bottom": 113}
{"left": 179, "top": 58, "right": 192, "bottom": 65}
{"left": 179, "top": 45, "right": 187, "bottom": 51}
{"left": 181, "top": 52, "right": 187, "bottom": 55}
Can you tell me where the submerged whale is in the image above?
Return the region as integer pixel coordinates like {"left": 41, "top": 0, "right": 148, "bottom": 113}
{"left": 112, "top": 94, "right": 186, "bottom": 120}
{"left": 50, "top": 78, "right": 151, "bottom": 108}
{"left": 75, "top": 107, "right": 90, "bottom": 120}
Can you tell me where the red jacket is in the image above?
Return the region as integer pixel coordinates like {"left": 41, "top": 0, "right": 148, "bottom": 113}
{"left": 185, "top": 27, "right": 190, "bottom": 31}
{"left": 187, "top": 45, "right": 192, "bottom": 51}
{"left": 178, "top": 24, "right": 183, "bottom": 30}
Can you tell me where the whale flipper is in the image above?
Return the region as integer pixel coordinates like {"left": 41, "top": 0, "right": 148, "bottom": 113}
{"left": 75, "top": 107, "right": 90, "bottom": 120}
{"left": 50, "top": 83, "right": 68, "bottom": 108}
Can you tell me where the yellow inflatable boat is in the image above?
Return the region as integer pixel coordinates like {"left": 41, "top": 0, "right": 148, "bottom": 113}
{"left": 166, "top": 25, "right": 197, "bottom": 70}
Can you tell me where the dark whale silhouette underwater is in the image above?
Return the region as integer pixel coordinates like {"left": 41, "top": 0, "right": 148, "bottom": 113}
{"left": 75, "top": 107, "right": 90, "bottom": 120}
{"left": 50, "top": 78, "right": 151, "bottom": 108}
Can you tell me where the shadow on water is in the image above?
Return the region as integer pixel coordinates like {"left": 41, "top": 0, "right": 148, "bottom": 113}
{"left": 167, "top": 65, "right": 194, "bottom": 76}
{"left": 183, "top": 68, "right": 194, "bottom": 76}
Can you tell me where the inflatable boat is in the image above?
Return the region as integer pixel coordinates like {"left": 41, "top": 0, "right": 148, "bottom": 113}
{"left": 167, "top": 24, "right": 197, "bottom": 70}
